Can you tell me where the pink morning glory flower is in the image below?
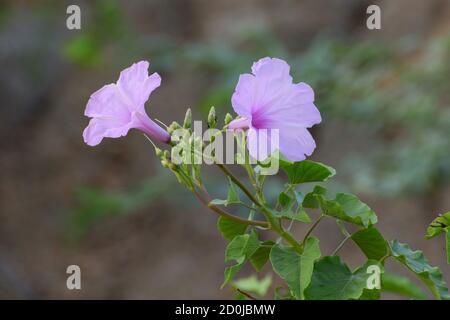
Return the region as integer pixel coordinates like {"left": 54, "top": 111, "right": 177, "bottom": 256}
{"left": 83, "top": 61, "right": 170, "bottom": 146}
{"left": 228, "top": 57, "right": 321, "bottom": 161}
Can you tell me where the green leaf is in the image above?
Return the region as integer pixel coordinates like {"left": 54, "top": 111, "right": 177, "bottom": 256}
{"left": 250, "top": 241, "right": 274, "bottom": 272}
{"left": 359, "top": 288, "right": 380, "bottom": 300}
{"left": 222, "top": 232, "right": 260, "bottom": 287}
{"left": 389, "top": 240, "right": 450, "bottom": 300}
{"left": 274, "top": 287, "right": 294, "bottom": 300}
{"left": 63, "top": 34, "right": 99, "bottom": 67}
{"left": 303, "top": 185, "right": 327, "bottom": 209}
{"left": 209, "top": 178, "right": 241, "bottom": 207}
{"left": 233, "top": 275, "right": 272, "bottom": 297}
{"left": 281, "top": 209, "right": 311, "bottom": 223}
{"left": 305, "top": 187, "right": 377, "bottom": 227}
{"left": 323, "top": 193, "right": 377, "bottom": 227}
{"left": 217, "top": 216, "right": 247, "bottom": 241}
{"left": 280, "top": 160, "right": 336, "bottom": 184}
{"left": 275, "top": 191, "right": 311, "bottom": 223}
{"left": 270, "top": 237, "right": 321, "bottom": 299}
{"left": 278, "top": 192, "right": 292, "bottom": 208}
{"left": 381, "top": 273, "right": 427, "bottom": 300}
{"left": 305, "top": 257, "right": 382, "bottom": 300}
{"left": 351, "top": 226, "right": 389, "bottom": 260}
{"left": 425, "top": 212, "right": 450, "bottom": 239}
{"left": 226, "top": 177, "right": 241, "bottom": 204}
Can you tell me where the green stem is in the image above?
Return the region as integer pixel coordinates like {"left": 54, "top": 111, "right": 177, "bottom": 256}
{"left": 194, "top": 188, "right": 269, "bottom": 228}
{"left": 215, "top": 163, "right": 303, "bottom": 253}
{"left": 332, "top": 234, "right": 351, "bottom": 256}
{"left": 302, "top": 215, "right": 324, "bottom": 245}
{"left": 216, "top": 163, "right": 260, "bottom": 206}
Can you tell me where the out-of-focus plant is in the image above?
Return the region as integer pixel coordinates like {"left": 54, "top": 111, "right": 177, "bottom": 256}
{"left": 188, "top": 33, "right": 450, "bottom": 198}
{"left": 426, "top": 212, "right": 450, "bottom": 264}
{"left": 80, "top": 58, "right": 449, "bottom": 300}
{"left": 68, "top": 170, "right": 174, "bottom": 239}
{"left": 62, "top": 5, "right": 450, "bottom": 197}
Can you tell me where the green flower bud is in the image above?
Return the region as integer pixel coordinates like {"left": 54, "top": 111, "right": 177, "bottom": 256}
{"left": 183, "top": 108, "right": 192, "bottom": 129}
{"left": 224, "top": 113, "right": 233, "bottom": 125}
{"left": 161, "top": 159, "right": 169, "bottom": 168}
{"left": 155, "top": 147, "right": 163, "bottom": 158}
{"left": 207, "top": 106, "right": 217, "bottom": 128}
{"left": 168, "top": 162, "right": 177, "bottom": 171}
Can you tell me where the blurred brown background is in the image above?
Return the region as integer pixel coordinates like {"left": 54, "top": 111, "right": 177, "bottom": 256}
{"left": 0, "top": 0, "right": 449, "bottom": 299}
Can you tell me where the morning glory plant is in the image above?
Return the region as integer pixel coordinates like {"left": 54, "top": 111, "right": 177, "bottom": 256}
{"left": 83, "top": 58, "right": 449, "bottom": 300}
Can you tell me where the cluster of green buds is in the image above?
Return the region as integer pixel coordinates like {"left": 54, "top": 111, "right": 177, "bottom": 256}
{"left": 158, "top": 148, "right": 177, "bottom": 171}
{"left": 207, "top": 106, "right": 217, "bottom": 128}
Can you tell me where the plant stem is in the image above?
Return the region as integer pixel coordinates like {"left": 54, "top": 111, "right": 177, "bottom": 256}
{"left": 216, "top": 163, "right": 260, "bottom": 206}
{"left": 193, "top": 187, "right": 269, "bottom": 228}
{"left": 236, "top": 289, "right": 257, "bottom": 300}
{"left": 332, "top": 234, "right": 351, "bottom": 256}
{"left": 215, "top": 163, "right": 303, "bottom": 253}
{"left": 302, "top": 215, "right": 324, "bottom": 244}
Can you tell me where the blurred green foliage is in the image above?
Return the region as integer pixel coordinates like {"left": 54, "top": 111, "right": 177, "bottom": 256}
{"left": 65, "top": 2, "right": 450, "bottom": 235}
{"left": 68, "top": 170, "right": 173, "bottom": 239}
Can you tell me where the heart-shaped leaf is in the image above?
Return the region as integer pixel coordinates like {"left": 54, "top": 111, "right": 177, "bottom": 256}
{"left": 270, "top": 237, "right": 321, "bottom": 299}
{"left": 280, "top": 160, "right": 336, "bottom": 184}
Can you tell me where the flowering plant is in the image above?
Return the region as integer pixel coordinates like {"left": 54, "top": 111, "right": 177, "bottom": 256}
{"left": 83, "top": 58, "right": 449, "bottom": 300}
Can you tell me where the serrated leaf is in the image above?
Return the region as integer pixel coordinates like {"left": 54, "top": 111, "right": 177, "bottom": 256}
{"left": 233, "top": 275, "right": 272, "bottom": 297}
{"left": 304, "top": 187, "right": 377, "bottom": 227}
{"left": 250, "top": 241, "right": 274, "bottom": 271}
{"left": 390, "top": 240, "right": 450, "bottom": 300}
{"left": 222, "top": 232, "right": 260, "bottom": 287}
{"left": 217, "top": 216, "right": 247, "bottom": 241}
{"left": 305, "top": 257, "right": 382, "bottom": 300}
{"left": 305, "top": 187, "right": 377, "bottom": 227}
{"left": 425, "top": 212, "right": 450, "bottom": 239}
{"left": 270, "top": 237, "right": 321, "bottom": 299}
{"left": 322, "top": 193, "right": 377, "bottom": 227}
{"left": 381, "top": 273, "right": 427, "bottom": 300}
{"left": 280, "top": 160, "right": 336, "bottom": 184}
{"left": 351, "top": 226, "right": 389, "bottom": 260}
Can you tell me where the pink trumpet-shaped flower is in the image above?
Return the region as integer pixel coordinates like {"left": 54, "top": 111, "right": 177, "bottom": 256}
{"left": 228, "top": 57, "right": 321, "bottom": 161}
{"left": 83, "top": 61, "right": 170, "bottom": 146}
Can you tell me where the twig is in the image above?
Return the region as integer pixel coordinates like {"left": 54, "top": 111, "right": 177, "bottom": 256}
{"left": 237, "top": 289, "right": 257, "bottom": 300}
{"left": 332, "top": 234, "right": 352, "bottom": 256}
{"left": 193, "top": 188, "right": 269, "bottom": 228}
{"left": 302, "top": 215, "right": 324, "bottom": 244}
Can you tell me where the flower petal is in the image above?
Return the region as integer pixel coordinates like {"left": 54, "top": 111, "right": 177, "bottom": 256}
{"left": 278, "top": 127, "right": 316, "bottom": 162}
{"left": 85, "top": 84, "right": 130, "bottom": 119}
{"left": 251, "top": 57, "right": 291, "bottom": 81}
{"left": 117, "top": 60, "right": 161, "bottom": 112}
{"left": 83, "top": 118, "right": 132, "bottom": 146}
{"left": 231, "top": 74, "right": 256, "bottom": 117}
{"left": 252, "top": 82, "right": 321, "bottom": 129}
{"left": 247, "top": 128, "right": 279, "bottom": 161}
